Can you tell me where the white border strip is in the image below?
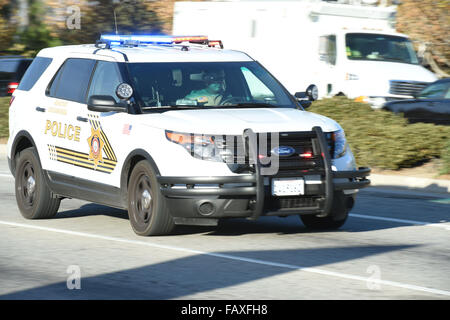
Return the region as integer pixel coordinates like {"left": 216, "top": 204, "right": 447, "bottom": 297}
{"left": 0, "top": 220, "right": 449, "bottom": 297}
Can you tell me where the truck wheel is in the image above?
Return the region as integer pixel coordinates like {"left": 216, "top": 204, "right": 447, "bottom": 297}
{"left": 15, "top": 147, "right": 60, "bottom": 219}
{"left": 300, "top": 192, "right": 349, "bottom": 230}
{"left": 127, "top": 160, "right": 174, "bottom": 236}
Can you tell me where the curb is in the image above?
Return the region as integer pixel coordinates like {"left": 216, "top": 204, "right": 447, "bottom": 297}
{"left": 0, "top": 144, "right": 448, "bottom": 194}
{"left": 370, "top": 174, "right": 450, "bottom": 194}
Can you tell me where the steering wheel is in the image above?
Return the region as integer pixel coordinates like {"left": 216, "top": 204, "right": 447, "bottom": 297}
{"left": 219, "top": 96, "right": 242, "bottom": 106}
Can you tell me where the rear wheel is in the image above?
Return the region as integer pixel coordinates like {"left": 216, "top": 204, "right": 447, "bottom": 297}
{"left": 15, "top": 147, "right": 60, "bottom": 219}
{"left": 300, "top": 192, "right": 349, "bottom": 230}
{"left": 127, "top": 160, "right": 174, "bottom": 236}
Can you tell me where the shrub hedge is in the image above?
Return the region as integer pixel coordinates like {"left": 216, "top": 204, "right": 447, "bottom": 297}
{"left": 308, "top": 97, "right": 450, "bottom": 170}
{"left": 1, "top": 96, "right": 449, "bottom": 171}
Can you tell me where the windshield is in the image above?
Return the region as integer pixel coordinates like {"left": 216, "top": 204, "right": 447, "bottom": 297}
{"left": 345, "top": 33, "right": 419, "bottom": 64}
{"left": 127, "top": 61, "right": 296, "bottom": 109}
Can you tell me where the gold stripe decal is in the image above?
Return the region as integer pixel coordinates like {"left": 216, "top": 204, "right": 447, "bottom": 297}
{"left": 47, "top": 115, "right": 118, "bottom": 174}
{"left": 48, "top": 145, "right": 116, "bottom": 173}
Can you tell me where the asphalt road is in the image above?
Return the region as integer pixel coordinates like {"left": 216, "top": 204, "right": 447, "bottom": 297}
{"left": 0, "top": 158, "right": 449, "bottom": 300}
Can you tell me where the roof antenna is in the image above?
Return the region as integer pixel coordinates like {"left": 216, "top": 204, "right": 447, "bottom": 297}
{"left": 113, "top": 7, "right": 119, "bottom": 35}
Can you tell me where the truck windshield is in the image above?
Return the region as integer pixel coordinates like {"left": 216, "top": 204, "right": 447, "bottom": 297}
{"left": 127, "top": 61, "right": 296, "bottom": 109}
{"left": 345, "top": 33, "right": 419, "bottom": 65}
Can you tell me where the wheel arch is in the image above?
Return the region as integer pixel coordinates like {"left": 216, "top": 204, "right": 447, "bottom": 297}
{"left": 10, "top": 130, "right": 40, "bottom": 176}
{"left": 120, "top": 149, "right": 161, "bottom": 206}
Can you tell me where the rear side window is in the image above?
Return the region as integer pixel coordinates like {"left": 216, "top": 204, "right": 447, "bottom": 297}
{"left": 0, "top": 60, "right": 20, "bottom": 73}
{"left": 48, "top": 58, "right": 96, "bottom": 103}
{"left": 17, "top": 57, "right": 52, "bottom": 91}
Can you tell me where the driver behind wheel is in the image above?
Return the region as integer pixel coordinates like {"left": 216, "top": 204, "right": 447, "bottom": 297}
{"left": 184, "top": 71, "right": 226, "bottom": 106}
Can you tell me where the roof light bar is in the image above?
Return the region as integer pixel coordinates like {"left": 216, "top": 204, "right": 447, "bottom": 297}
{"left": 99, "top": 35, "right": 209, "bottom": 46}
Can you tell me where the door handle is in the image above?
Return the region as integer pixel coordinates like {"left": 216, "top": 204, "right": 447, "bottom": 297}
{"left": 36, "top": 107, "right": 46, "bottom": 112}
{"left": 77, "top": 116, "right": 88, "bottom": 122}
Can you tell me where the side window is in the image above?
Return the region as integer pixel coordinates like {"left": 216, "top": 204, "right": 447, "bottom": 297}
{"left": 319, "top": 35, "right": 337, "bottom": 65}
{"left": 17, "top": 57, "right": 52, "bottom": 91}
{"left": 87, "top": 61, "right": 122, "bottom": 102}
{"left": 48, "top": 58, "right": 96, "bottom": 103}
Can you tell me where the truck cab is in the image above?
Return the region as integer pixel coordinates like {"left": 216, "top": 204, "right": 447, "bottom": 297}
{"left": 317, "top": 29, "right": 437, "bottom": 107}
{"left": 173, "top": 0, "right": 438, "bottom": 108}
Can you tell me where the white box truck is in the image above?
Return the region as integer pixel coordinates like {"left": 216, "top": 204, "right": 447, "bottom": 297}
{"left": 173, "top": 0, "right": 438, "bottom": 107}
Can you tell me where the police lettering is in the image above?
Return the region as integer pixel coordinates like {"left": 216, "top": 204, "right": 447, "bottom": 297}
{"left": 44, "top": 120, "right": 80, "bottom": 142}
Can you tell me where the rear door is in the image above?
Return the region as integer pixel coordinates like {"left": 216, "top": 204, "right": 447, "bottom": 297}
{"left": 41, "top": 56, "right": 125, "bottom": 187}
{"left": 40, "top": 58, "right": 97, "bottom": 178}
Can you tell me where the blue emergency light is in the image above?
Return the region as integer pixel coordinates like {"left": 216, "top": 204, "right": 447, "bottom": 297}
{"left": 99, "top": 34, "right": 209, "bottom": 46}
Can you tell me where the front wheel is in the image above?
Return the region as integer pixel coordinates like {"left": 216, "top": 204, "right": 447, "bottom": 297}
{"left": 300, "top": 192, "right": 349, "bottom": 230}
{"left": 127, "top": 160, "right": 174, "bottom": 236}
{"left": 15, "top": 147, "right": 60, "bottom": 219}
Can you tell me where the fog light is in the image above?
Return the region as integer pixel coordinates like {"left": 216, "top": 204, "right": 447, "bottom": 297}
{"left": 198, "top": 201, "right": 215, "bottom": 216}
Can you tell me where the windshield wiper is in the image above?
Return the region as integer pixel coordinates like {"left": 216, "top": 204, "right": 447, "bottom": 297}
{"left": 141, "top": 105, "right": 200, "bottom": 110}
{"left": 219, "top": 102, "right": 277, "bottom": 108}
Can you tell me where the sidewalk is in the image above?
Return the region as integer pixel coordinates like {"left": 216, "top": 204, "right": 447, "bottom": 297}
{"left": 1, "top": 144, "right": 449, "bottom": 194}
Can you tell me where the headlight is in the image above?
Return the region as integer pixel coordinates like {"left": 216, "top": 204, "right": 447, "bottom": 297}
{"left": 331, "top": 129, "right": 347, "bottom": 158}
{"left": 165, "top": 130, "right": 223, "bottom": 162}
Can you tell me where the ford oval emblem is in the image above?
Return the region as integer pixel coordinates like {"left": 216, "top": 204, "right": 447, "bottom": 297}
{"left": 271, "top": 146, "right": 295, "bottom": 157}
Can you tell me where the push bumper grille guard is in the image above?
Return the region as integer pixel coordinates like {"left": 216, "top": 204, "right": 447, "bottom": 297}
{"left": 158, "top": 127, "right": 370, "bottom": 218}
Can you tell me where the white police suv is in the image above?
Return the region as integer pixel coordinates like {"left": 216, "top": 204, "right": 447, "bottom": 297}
{"left": 7, "top": 35, "right": 370, "bottom": 236}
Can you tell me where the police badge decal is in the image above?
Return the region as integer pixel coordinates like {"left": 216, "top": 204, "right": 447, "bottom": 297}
{"left": 87, "top": 127, "right": 105, "bottom": 169}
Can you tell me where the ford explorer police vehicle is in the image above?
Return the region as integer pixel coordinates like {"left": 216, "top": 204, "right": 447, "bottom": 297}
{"left": 7, "top": 35, "right": 370, "bottom": 236}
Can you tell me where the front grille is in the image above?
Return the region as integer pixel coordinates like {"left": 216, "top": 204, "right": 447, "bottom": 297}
{"left": 216, "top": 131, "right": 333, "bottom": 177}
{"left": 389, "top": 80, "right": 429, "bottom": 97}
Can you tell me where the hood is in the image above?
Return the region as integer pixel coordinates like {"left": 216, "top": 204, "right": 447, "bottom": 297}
{"left": 345, "top": 60, "right": 438, "bottom": 98}
{"left": 348, "top": 60, "right": 438, "bottom": 83}
{"left": 140, "top": 107, "right": 341, "bottom": 134}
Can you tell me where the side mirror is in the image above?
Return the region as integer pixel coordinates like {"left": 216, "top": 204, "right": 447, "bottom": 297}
{"left": 87, "top": 95, "right": 127, "bottom": 113}
{"left": 294, "top": 92, "right": 307, "bottom": 99}
{"left": 306, "top": 84, "right": 318, "bottom": 101}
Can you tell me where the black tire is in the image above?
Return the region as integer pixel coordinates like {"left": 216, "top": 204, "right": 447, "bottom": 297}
{"left": 300, "top": 192, "right": 349, "bottom": 230}
{"left": 15, "top": 147, "right": 60, "bottom": 219}
{"left": 127, "top": 160, "right": 174, "bottom": 236}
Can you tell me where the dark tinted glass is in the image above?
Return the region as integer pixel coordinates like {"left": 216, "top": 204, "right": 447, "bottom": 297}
{"left": 418, "top": 82, "right": 450, "bottom": 99}
{"left": 346, "top": 33, "right": 419, "bottom": 64}
{"left": 127, "top": 61, "right": 295, "bottom": 108}
{"left": 17, "top": 57, "right": 52, "bottom": 91}
{"left": 49, "top": 58, "right": 96, "bottom": 103}
{"left": 0, "top": 60, "right": 20, "bottom": 73}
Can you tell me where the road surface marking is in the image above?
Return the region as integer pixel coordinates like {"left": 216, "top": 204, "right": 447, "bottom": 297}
{"left": 350, "top": 213, "right": 450, "bottom": 231}
{"left": 429, "top": 198, "right": 450, "bottom": 205}
{"left": 0, "top": 220, "right": 449, "bottom": 297}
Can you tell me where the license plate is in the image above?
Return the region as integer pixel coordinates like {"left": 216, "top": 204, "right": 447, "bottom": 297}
{"left": 271, "top": 178, "right": 305, "bottom": 196}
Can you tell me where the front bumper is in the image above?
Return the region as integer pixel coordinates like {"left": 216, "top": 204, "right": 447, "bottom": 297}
{"left": 157, "top": 127, "right": 370, "bottom": 222}
{"left": 158, "top": 168, "right": 370, "bottom": 220}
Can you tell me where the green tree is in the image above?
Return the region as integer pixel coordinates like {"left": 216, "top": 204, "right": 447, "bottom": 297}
{"left": 0, "top": 0, "right": 16, "bottom": 54}
{"left": 57, "top": 0, "right": 165, "bottom": 46}
{"left": 17, "top": 0, "right": 61, "bottom": 56}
